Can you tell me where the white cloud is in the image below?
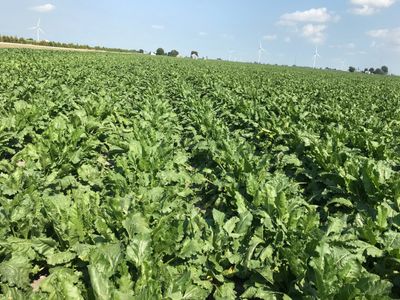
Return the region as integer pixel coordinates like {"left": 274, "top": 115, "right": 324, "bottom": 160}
{"left": 301, "top": 24, "right": 327, "bottom": 44}
{"left": 31, "top": 3, "right": 55, "bottom": 13}
{"left": 278, "top": 8, "right": 339, "bottom": 44}
{"left": 279, "top": 8, "right": 338, "bottom": 25}
{"left": 370, "top": 40, "right": 386, "bottom": 48}
{"left": 368, "top": 28, "right": 390, "bottom": 38}
{"left": 198, "top": 31, "right": 207, "bottom": 36}
{"left": 350, "top": 0, "right": 396, "bottom": 15}
{"left": 351, "top": 6, "right": 376, "bottom": 15}
{"left": 151, "top": 25, "right": 165, "bottom": 30}
{"left": 263, "top": 34, "right": 277, "bottom": 41}
{"left": 284, "top": 37, "right": 291, "bottom": 43}
{"left": 367, "top": 27, "right": 400, "bottom": 50}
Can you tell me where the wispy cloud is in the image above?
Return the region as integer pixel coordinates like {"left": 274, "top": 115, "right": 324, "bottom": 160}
{"left": 368, "top": 28, "right": 391, "bottom": 38}
{"left": 151, "top": 25, "right": 165, "bottom": 30}
{"left": 367, "top": 27, "right": 400, "bottom": 50}
{"left": 263, "top": 34, "right": 277, "bottom": 41}
{"left": 350, "top": 0, "right": 396, "bottom": 15}
{"left": 284, "top": 37, "right": 291, "bottom": 43}
{"left": 198, "top": 31, "right": 207, "bottom": 36}
{"left": 31, "top": 3, "right": 55, "bottom": 13}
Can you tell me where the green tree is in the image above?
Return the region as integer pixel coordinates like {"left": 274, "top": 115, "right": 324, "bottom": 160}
{"left": 156, "top": 48, "right": 165, "bottom": 56}
{"left": 374, "top": 68, "right": 384, "bottom": 75}
{"left": 381, "top": 65, "right": 388, "bottom": 74}
{"left": 348, "top": 66, "right": 356, "bottom": 73}
{"left": 168, "top": 49, "right": 179, "bottom": 57}
{"left": 369, "top": 68, "right": 375, "bottom": 73}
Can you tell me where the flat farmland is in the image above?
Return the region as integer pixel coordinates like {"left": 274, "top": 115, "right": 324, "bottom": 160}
{"left": 0, "top": 49, "right": 400, "bottom": 299}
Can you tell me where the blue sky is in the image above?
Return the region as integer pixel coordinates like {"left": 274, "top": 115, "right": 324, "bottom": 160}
{"left": 1, "top": 0, "right": 399, "bottom": 73}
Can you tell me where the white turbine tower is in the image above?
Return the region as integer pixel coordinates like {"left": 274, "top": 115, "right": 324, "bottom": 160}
{"left": 258, "top": 41, "right": 265, "bottom": 64}
{"left": 313, "top": 46, "right": 320, "bottom": 69}
{"left": 29, "top": 18, "right": 44, "bottom": 42}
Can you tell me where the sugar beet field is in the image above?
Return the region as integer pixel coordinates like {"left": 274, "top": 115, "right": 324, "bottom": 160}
{"left": 1, "top": 49, "right": 400, "bottom": 299}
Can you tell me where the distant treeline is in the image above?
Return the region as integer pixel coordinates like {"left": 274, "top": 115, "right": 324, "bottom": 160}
{"left": 348, "top": 65, "right": 390, "bottom": 75}
{"left": 0, "top": 35, "right": 140, "bottom": 53}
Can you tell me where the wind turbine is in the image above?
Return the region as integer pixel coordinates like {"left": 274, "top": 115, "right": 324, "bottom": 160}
{"left": 313, "top": 46, "right": 320, "bottom": 69}
{"left": 258, "top": 41, "right": 265, "bottom": 64}
{"left": 29, "top": 18, "right": 44, "bottom": 42}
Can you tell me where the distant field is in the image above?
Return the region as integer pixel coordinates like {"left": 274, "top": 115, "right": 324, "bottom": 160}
{"left": 0, "top": 42, "right": 100, "bottom": 52}
{"left": 0, "top": 49, "right": 400, "bottom": 299}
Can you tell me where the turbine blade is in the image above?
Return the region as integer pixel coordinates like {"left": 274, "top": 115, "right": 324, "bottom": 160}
{"left": 39, "top": 28, "right": 45, "bottom": 34}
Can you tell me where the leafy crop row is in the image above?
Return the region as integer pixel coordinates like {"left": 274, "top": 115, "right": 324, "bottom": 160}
{"left": 0, "top": 49, "right": 400, "bottom": 299}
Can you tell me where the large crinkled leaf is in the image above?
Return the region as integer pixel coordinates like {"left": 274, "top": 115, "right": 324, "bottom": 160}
{"left": 0, "top": 256, "right": 31, "bottom": 289}
{"left": 87, "top": 243, "right": 122, "bottom": 300}
{"left": 179, "top": 238, "right": 201, "bottom": 258}
{"left": 241, "top": 287, "right": 291, "bottom": 300}
{"left": 39, "top": 267, "right": 84, "bottom": 300}
{"left": 77, "top": 164, "right": 101, "bottom": 186}
{"left": 214, "top": 282, "right": 236, "bottom": 300}
{"left": 126, "top": 235, "right": 151, "bottom": 269}
{"left": 122, "top": 213, "right": 151, "bottom": 239}
{"left": 46, "top": 251, "right": 77, "bottom": 266}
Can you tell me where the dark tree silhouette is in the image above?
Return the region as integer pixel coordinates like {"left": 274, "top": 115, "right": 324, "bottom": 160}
{"left": 374, "top": 68, "right": 384, "bottom": 75}
{"left": 168, "top": 49, "right": 179, "bottom": 57}
{"left": 156, "top": 48, "right": 165, "bottom": 55}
